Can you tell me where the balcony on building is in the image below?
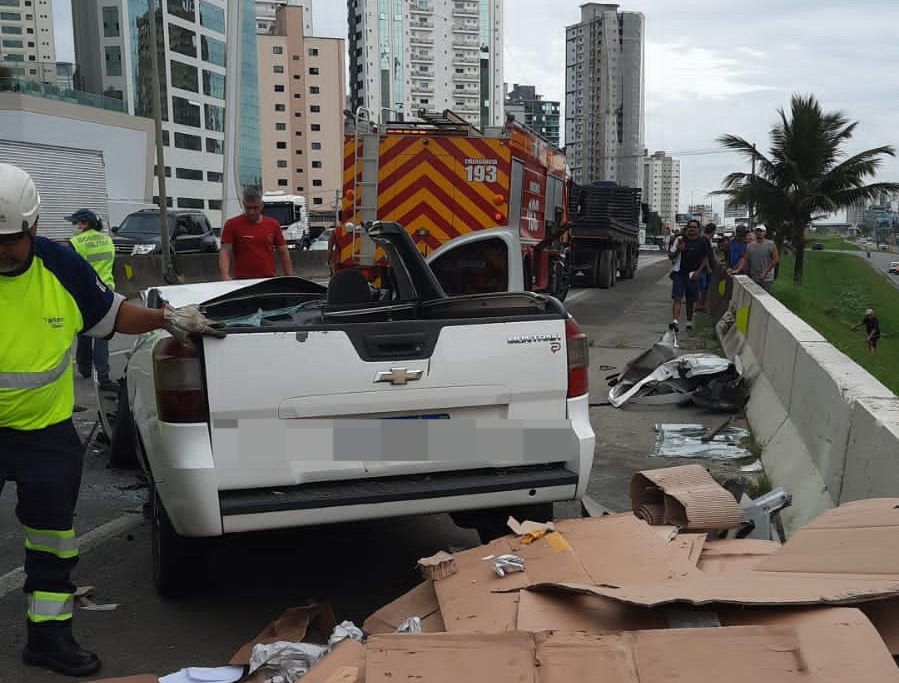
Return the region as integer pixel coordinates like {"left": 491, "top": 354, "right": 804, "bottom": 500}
{"left": 410, "top": 51, "right": 434, "bottom": 63}
{"left": 411, "top": 82, "right": 434, "bottom": 94}
{"left": 413, "top": 17, "right": 434, "bottom": 29}
{"left": 454, "top": 72, "right": 479, "bottom": 82}
{"left": 0, "top": 76, "right": 126, "bottom": 113}
{"left": 410, "top": 34, "right": 434, "bottom": 46}
{"left": 453, "top": 54, "right": 479, "bottom": 66}
{"left": 452, "top": 2, "right": 479, "bottom": 17}
{"left": 452, "top": 22, "right": 479, "bottom": 34}
{"left": 410, "top": 0, "right": 433, "bottom": 13}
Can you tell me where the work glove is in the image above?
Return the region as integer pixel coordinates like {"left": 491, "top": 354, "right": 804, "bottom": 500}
{"left": 163, "top": 305, "right": 227, "bottom": 346}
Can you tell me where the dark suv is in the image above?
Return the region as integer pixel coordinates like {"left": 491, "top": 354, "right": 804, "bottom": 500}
{"left": 112, "top": 209, "right": 219, "bottom": 255}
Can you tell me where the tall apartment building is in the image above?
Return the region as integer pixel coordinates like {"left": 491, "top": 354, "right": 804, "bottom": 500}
{"left": 504, "top": 83, "right": 560, "bottom": 147}
{"left": 641, "top": 150, "right": 679, "bottom": 229}
{"left": 0, "top": 0, "right": 57, "bottom": 82}
{"left": 347, "top": 0, "right": 503, "bottom": 130}
{"left": 257, "top": 3, "right": 344, "bottom": 218}
{"left": 72, "top": 0, "right": 261, "bottom": 226}
{"left": 564, "top": 3, "right": 644, "bottom": 188}
{"left": 255, "top": 0, "right": 311, "bottom": 35}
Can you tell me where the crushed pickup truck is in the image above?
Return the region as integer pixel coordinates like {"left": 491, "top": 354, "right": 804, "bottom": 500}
{"left": 119, "top": 222, "right": 595, "bottom": 596}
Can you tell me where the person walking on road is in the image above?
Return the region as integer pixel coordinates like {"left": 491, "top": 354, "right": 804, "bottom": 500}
{"left": 697, "top": 223, "right": 718, "bottom": 311}
{"left": 0, "top": 164, "right": 225, "bottom": 677}
{"left": 727, "top": 225, "right": 750, "bottom": 269}
{"left": 851, "top": 308, "right": 881, "bottom": 354}
{"left": 67, "top": 209, "right": 117, "bottom": 392}
{"left": 667, "top": 220, "right": 709, "bottom": 333}
{"left": 219, "top": 186, "right": 293, "bottom": 280}
{"left": 730, "top": 224, "right": 779, "bottom": 291}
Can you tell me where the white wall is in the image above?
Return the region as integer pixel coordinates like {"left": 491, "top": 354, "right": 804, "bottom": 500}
{"left": 0, "top": 108, "right": 153, "bottom": 226}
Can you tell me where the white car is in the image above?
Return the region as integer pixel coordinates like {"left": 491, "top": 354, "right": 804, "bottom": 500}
{"left": 309, "top": 227, "right": 334, "bottom": 251}
{"left": 122, "top": 224, "right": 595, "bottom": 595}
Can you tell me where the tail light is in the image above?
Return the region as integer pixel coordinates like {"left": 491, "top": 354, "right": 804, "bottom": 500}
{"left": 566, "top": 316, "right": 589, "bottom": 398}
{"left": 153, "top": 337, "right": 209, "bottom": 423}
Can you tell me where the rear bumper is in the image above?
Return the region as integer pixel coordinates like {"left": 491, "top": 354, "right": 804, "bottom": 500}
{"left": 148, "top": 395, "right": 595, "bottom": 537}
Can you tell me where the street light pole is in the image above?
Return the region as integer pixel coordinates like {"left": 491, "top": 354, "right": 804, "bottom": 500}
{"left": 146, "top": 0, "right": 173, "bottom": 282}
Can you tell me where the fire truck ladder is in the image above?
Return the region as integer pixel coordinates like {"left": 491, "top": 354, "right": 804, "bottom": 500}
{"left": 352, "top": 107, "right": 379, "bottom": 263}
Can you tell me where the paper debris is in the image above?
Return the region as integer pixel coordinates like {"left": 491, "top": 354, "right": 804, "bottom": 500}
{"left": 418, "top": 551, "right": 457, "bottom": 581}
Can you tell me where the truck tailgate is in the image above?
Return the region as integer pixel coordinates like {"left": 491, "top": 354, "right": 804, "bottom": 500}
{"left": 203, "top": 319, "right": 570, "bottom": 489}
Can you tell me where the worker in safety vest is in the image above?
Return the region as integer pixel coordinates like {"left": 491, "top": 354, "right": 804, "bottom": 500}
{"left": 67, "top": 209, "right": 117, "bottom": 391}
{"left": 0, "top": 163, "right": 225, "bottom": 677}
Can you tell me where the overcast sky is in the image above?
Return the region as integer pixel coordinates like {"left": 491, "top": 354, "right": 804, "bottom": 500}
{"left": 54, "top": 0, "right": 899, "bottom": 217}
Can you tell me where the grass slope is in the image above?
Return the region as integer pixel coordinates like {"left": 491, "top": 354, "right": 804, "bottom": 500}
{"left": 809, "top": 235, "right": 861, "bottom": 251}
{"left": 772, "top": 250, "right": 899, "bottom": 396}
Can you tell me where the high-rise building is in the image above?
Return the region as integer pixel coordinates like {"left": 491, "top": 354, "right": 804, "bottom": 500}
{"left": 257, "top": 3, "right": 344, "bottom": 222}
{"left": 504, "top": 83, "right": 560, "bottom": 147}
{"left": 564, "top": 3, "right": 644, "bottom": 188}
{"left": 641, "top": 150, "right": 680, "bottom": 229}
{"left": 72, "top": 0, "right": 261, "bottom": 226}
{"left": 0, "top": 0, "right": 57, "bottom": 83}
{"left": 347, "top": 0, "right": 503, "bottom": 130}
{"left": 255, "top": 0, "right": 311, "bottom": 35}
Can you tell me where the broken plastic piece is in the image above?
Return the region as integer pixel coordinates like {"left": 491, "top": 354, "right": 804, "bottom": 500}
{"left": 396, "top": 617, "right": 423, "bottom": 634}
{"left": 328, "top": 621, "right": 364, "bottom": 649}
{"left": 492, "top": 554, "right": 525, "bottom": 578}
{"left": 248, "top": 641, "right": 328, "bottom": 683}
{"left": 653, "top": 423, "right": 751, "bottom": 461}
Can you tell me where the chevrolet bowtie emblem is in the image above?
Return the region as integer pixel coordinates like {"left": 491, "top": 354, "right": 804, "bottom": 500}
{"left": 374, "top": 368, "right": 424, "bottom": 385}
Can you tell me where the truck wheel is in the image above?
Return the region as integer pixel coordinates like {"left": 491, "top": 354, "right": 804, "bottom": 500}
{"left": 108, "top": 380, "right": 138, "bottom": 470}
{"left": 596, "top": 250, "right": 613, "bottom": 289}
{"left": 549, "top": 258, "right": 571, "bottom": 301}
{"left": 151, "top": 491, "right": 206, "bottom": 598}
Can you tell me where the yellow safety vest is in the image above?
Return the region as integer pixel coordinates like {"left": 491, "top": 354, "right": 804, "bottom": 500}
{"left": 70, "top": 229, "right": 116, "bottom": 290}
{"left": 0, "top": 237, "right": 117, "bottom": 430}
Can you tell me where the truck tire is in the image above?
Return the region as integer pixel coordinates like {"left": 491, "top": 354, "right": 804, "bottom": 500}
{"left": 108, "top": 380, "right": 139, "bottom": 470}
{"left": 152, "top": 491, "right": 206, "bottom": 598}
{"left": 549, "top": 257, "right": 571, "bottom": 301}
{"left": 596, "top": 250, "right": 612, "bottom": 289}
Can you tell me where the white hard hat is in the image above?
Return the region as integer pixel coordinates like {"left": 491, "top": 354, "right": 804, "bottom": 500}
{"left": 0, "top": 163, "right": 41, "bottom": 235}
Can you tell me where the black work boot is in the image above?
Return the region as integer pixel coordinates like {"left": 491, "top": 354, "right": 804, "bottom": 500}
{"left": 22, "top": 620, "right": 101, "bottom": 677}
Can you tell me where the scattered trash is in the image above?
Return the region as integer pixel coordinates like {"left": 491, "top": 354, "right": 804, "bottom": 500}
{"left": 248, "top": 641, "right": 328, "bottom": 683}
{"left": 395, "top": 617, "right": 422, "bottom": 634}
{"left": 489, "top": 554, "right": 525, "bottom": 577}
{"left": 74, "top": 585, "right": 119, "bottom": 612}
{"left": 653, "top": 423, "right": 751, "bottom": 461}
{"left": 740, "top": 459, "right": 764, "bottom": 473}
{"left": 506, "top": 517, "right": 554, "bottom": 544}
{"left": 159, "top": 666, "right": 244, "bottom": 683}
{"left": 417, "top": 551, "right": 457, "bottom": 580}
{"left": 328, "top": 621, "right": 364, "bottom": 649}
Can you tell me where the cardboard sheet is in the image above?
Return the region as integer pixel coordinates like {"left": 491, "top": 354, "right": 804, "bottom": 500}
{"left": 298, "top": 640, "right": 366, "bottom": 683}
{"left": 697, "top": 538, "right": 781, "bottom": 575}
{"left": 631, "top": 464, "right": 743, "bottom": 531}
{"left": 362, "top": 581, "right": 445, "bottom": 635}
{"left": 516, "top": 588, "right": 665, "bottom": 633}
{"left": 433, "top": 514, "right": 703, "bottom": 632}
{"left": 230, "top": 604, "right": 337, "bottom": 665}
{"left": 862, "top": 598, "right": 899, "bottom": 656}
{"left": 363, "top": 612, "right": 899, "bottom": 683}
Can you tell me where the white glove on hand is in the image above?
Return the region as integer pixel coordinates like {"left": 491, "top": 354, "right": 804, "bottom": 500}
{"left": 163, "top": 305, "right": 226, "bottom": 346}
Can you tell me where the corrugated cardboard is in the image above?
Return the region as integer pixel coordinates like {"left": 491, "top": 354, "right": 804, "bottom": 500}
{"left": 362, "top": 581, "right": 445, "bottom": 635}
{"left": 631, "top": 464, "right": 743, "bottom": 531}
{"left": 697, "top": 538, "right": 781, "bottom": 575}
{"left": 230, "top": 603, "right": 337, "bottom": 665}
{"left": 88, "top": 677, "right": 160, "bottom": 683}
{"left": 433, "top": 514, "right": 702, "bottom": 632}
{"left": 362, "top": 612, "right": 899, "bottom": 683}
{"left": 862, "top": 598, "right": 899, "bottom": 656}
{"left": 516, "top": 588, "right": 665, "bottom": 633}
{"left": 527, "top": 499, "right": 899, "bottom": 608}
{"left": 296, "top": 640, "right": 365, "bottom": 683}
{"left": 417, "top": 551, "right": 457, "bottom": 581}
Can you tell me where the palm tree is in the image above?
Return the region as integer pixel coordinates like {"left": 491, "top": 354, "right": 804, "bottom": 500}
{"left": 716, "top": 94, "right": 899, "bottom": 283}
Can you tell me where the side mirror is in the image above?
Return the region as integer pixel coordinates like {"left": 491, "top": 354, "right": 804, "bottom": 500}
{"left": 110, "top": 225, "right": 119, "bottom": 234}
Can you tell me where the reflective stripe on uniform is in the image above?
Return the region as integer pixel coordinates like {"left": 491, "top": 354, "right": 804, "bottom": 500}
{"left": 85, "top": 252, "right": 114, "bottom": 263}
{"left": 24, "top": 526, "right": 79, "bottom": 559}
{"left": 26, "top": 591, "right": 74, "bottom": 623}
{"left": 0, "top": 351, "right": 70, "bottom": 390}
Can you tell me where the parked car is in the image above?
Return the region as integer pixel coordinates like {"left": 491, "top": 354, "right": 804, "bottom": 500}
{"left": 889, "top": 261, "right": 899, "bottom": 275}
{"left": 309, "top": 227, "right": 334, "bottom": 251}
{"left": 113, "top": 209, "right": 219, "bottom": 256}
{"left": 812, "top": 242, "right": 824, "bottom": 251}
{"left": 120, "top": 223, "right": 594, "bottom": 595}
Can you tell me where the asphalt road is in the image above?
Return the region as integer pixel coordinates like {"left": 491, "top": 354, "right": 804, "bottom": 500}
{"left": 0, "top": 252, "right": 712, "bottom": 681}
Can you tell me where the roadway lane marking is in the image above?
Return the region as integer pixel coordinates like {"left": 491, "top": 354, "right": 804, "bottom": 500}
{"left": 0, "top": 512, "right": 143, "bottom": 599}
{"left": 566, "top": 289, "right": 593, "bottom": 304}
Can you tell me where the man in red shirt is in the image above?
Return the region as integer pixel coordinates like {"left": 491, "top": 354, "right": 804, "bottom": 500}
{"left": 219, "top": 186, "right": 294, "bottom": 280}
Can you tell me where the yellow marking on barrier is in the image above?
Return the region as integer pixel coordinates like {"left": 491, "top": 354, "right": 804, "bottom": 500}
{"left": 718, "top": 280, "right": 727, "bottom": 297}
{"left": 124, "top": 263, "right": 133, "bottom": 281}
{"left": 736, "top": 305, "right": 750, "bottom": 335}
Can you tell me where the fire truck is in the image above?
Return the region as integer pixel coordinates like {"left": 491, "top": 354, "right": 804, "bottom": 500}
{"left": 332, "top": 109, "right": 572, "bottom": 300}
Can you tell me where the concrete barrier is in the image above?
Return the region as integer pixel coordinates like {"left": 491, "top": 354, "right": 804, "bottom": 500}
{"left": 718, "top": 276, "right": 899, "bottom": 531}
{"left": 113, "top": 251, "right": 331, "bottom": 298}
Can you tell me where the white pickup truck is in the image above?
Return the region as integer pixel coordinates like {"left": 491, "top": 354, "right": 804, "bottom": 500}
{"left": 122, "top": 223, "right": 595, "bottom": 595}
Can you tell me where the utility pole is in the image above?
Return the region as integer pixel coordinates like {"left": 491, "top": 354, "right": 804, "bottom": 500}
{"left": 146, "top": 0, "right": 173, "bottom": 282}
{"left": 748, "top": 142, "right": 757, "bottom": 229}
{"left": 334, "top": 189, "right": 341, "bottom": 230}
{"left": 222, "top": 0, "right": 244, "bottom": 221}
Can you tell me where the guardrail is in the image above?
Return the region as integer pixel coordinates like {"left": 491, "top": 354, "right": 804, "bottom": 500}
{"left": 713, "top": 272, "right": 899, "bottom": 532}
